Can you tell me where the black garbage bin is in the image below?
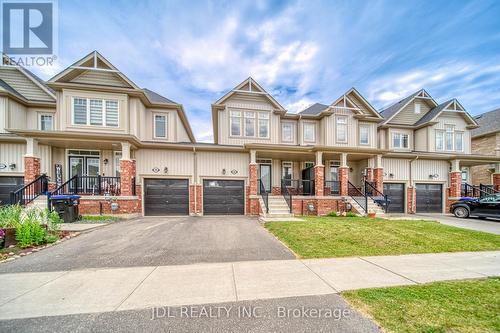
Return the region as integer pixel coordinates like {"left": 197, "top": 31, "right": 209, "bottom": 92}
{"left": 49, "top": 195, "right": 81, "bottom": 223}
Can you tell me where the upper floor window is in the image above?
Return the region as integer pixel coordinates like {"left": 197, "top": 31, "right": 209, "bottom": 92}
{"left": 39, "top": 114, "right": 53, "bottom": 131}
{"left": 359, "top": 125, "right": 369, "bottom": 145}
{"left": 72, "top": 97, "right": 119, "bottom": 127}
{"left": 414, "top": 103, "right": 421, "bottom": 114}
{"left": 336, "top": 116, "right": 347, "bottom": 143}
{"left": 303, "top": 122, "right": 315, "bottom": 142}
{"left": 392, "top": 132, "right": 409, "bottom": 149}
{"left": 154, "top": 114, "right": 167, "bottom": 138}
{"left": 281, "top": 122, "right": 294, "bottom": 142}
{"left": 230, "top": 110, "right": 269, "bottom": 138}
{"left": 436, "top": 125, "right": 463, "bottom": 152}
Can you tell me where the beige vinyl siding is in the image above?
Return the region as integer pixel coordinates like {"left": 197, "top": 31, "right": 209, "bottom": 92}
{"left": 358, "top": 121, "right": 377, "bottom": 147}
{"left": 128, "top": 97, "right": 143, "bottom": 138}
{"left": 429, "top": 113, "right": 471, "bottom": 154}
{"left": 52, "top": 147, "right": 66, "bottom": 180}
{"left": 0, "top": 143, "right": 25, "bottom": 174}
{"left": 378, "top": 129, "right": 387, "bottom": 149}
{"left": 414, "top": 127, "right": 428, "bottom": 151}
{"left": 71, "top": 70, "right": 131, "bottom": 88}
{"left": 0, "top": 67, "right": 53, "bottom": 102}
{"left": 144, "top": 109, "right": 177, "bottom": 142}
{"left": 390, "top": 99, "right": 432, "bottom": 125}
{"left": 272, "top": 159, "right": 281, "bottom": 187}
{"left": 347, "top": 94, "right": 369, "bottom": 114}
{"left": 39, "top": 144, "right": 52, "bottom": 177}
{"left": 382, "top": 158, "right": 410, "bottom": 181}
{"left": 197, "top": 151, "right": 249, "bottom": 183}
{"left": 7, "top": 99, "right": 27, "bottom": 129}
{"left": 412, "top": 159, "right": 449, "bottom": 183}
{"left": 135, "top": 149, "right": 194, "bottom": 181}
{"left": 0, "top": 97, "right": 7, "bottom": 132}
{"left": 26, "top": 107, "right": 56, "bottom": 130}
{"left": 176, "top": 115, "right": 191, "bottom": 142}
{"left": 59, "top": 89, "right": 129, "bottom": 134}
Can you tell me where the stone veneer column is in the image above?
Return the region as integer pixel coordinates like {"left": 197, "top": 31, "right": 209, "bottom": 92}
{"left": 449, "top": 171, "right": 462, "bottom": 198}
{"left": 24, "top": 156, "right": 41, "bottom": 184}
{"left": 314, "top": 165, "right": 325, "bottom": 196}
{"left": 120, "top": 159, "right": 136, "bottom": 196}
{"left": 249, "top": 164, "right": 258, "bottom": 195}
{"left": 373, "top": 168, "right": 384, "bottom": 193}
{"left": 365, "top": 168, "right": 374, "bottom": 183}
{"left": 339, "top": 167, "right": 349, "bottom": 196}
{"left": 407, "top": 186, "right": 416, "bottom": 214}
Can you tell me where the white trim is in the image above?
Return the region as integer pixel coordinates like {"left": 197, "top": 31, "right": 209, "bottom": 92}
{"left": 359, "top": 124, "right": 370, "bottom": 145}
{"left": 392, "top": 132, "right": 409, "bottom": 149}
{"left": 38, "top": 112, "right": 54, "bottom": 131}
{"left": 335, "top": 115, "right": 348, "bottom": 143}
{"left": 71, "top": 96, "right": 120, "bottom": 128}
{"left": 153, "top": 113, "right": 168, "bottom": 139}
{"left": 303, "top": 121, "right": 316, "bottom": 143}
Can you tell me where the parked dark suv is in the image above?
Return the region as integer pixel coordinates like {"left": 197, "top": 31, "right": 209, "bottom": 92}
{"left": 451, "top": 194, "right": 500, "bottom": 219}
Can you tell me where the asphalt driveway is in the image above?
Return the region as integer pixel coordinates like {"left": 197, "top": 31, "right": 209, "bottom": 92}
{"left": 0, "top": 216, "right": 294, "bottom": 273}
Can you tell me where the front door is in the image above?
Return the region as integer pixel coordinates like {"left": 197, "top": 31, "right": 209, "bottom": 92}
{"left": 69, "top": 156, "right": 100, "bottom": 192}
{"left": 259, "top": 164, "right": 271, "bottom": 193}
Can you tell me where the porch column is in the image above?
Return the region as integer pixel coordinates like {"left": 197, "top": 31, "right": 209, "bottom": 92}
{"left": 449, "top": 159, "right": 461, "bottom": 198}
{"left": 314, "top": 151, "right": 324, "bottom": 196}
{"left": 249, "top": 150, "right": 257, "bottom": 196}
{"left": 407, "top": 186, "right": 416, "bottom": 214}
{"left": 373, "top": 154, "right": 384, "bottom": 193}
{"left": 120, "top": 142, "right": 136, "bottom": 196}
{"left": 24, "top": 138, "right": 40, "bottom": 184}
{"left": 339, "top": 152, "right": 349, "bottom": 196}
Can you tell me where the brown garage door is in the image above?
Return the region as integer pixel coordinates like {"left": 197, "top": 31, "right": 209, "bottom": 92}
{"left": 416, "top": 183, "right": 442, "bottom": 213}
{"left": 383, "top": 183, "right": 405, "bottom": 213}
{"left": 203, "top": 180, "right": 244, "bottom": 215}
{"left": 144, "top": 179, "right": 189, "bottom": 216}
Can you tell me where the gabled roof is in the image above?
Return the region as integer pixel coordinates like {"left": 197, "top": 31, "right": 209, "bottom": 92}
{"left": 413, "top": 99, "right": 453, "bottom": 126}
{"left": 413, "top": 98, "right": 477, "bottom": 128}
{"left": 48, "top": 51, "right": 140, "bottom": 89}
{"left": 331, "top": 87, "right": 384, "bottom": 119}
{"left": 379, "top": 90, "right": 425, "bottom": 123}
{"left": 213, "top": 77, "right": 286, "bottom": 111}
{"left": 143, "top": 88, "right": 176, "bottom": 104}
{"left": 471, "top": 108, "right": 500, "bottom": 138}
{"left": 299, "top": 102, "right": 329, "bottom": 115}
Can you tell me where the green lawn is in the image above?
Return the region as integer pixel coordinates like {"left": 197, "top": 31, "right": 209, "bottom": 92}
{"left": 264, "top": 217, "right": 500, "bottom": 258}
{"left": 343, "top": 278, "right": 500, "bottom": 333}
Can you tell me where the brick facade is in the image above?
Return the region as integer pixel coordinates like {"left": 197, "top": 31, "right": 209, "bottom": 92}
{"left": 24, "top": 156, "right": 40, "bottom": 184}
{"left": 78, "top": 198, "right": 141, "bottom": 215}
{"left": 189, "top": 184, "right": 202, "bottom": 215}
{"left": 449, "top": 171, "right": 462, "bottom": 198}
{"left": 494, "top": 173, "right": 500, "bottom": 191}
{"left": 470, "top": 133, "right": 499, "bottom": 185}
{"left": 365, "top": 168, "right": 373, "bottom": 183}
{"left": 339, "top": 167, "right": 349, "bottom": 196}
{"left": 119, "top": 159, "right": 136, "bottom": 196}
{"left": 291, "top": 198, "right": 348, "bottom": 216}
{"left": 271, "top": 186, "right": 281, "bottom": 195}
{"left": 373, "top": 168, "right": 384, "bottom": 193}
{"left": 249, "top": 164, "right": 257, "bottom": 195}
{"left": 407, "top": 186, "right": 416, "bottom": 214}
{"left": 314, "top": 165, "right": 325, "bottom": 196}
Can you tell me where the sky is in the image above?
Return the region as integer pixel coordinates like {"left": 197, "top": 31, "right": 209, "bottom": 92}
{"left": 31, "top": 0, "right": 500, "bottom": 142}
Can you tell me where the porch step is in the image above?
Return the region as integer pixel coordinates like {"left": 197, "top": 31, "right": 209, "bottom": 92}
{"left": 347, "top": 197, "right": 386, "bottom": 217}
{"left": 258, "top": 196, "right": 294, "bottom": 219}
{"left": 28, "top": 195, "right": 49, "bottom": 210}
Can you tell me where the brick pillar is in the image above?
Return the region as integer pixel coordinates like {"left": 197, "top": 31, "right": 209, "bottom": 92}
{"left": 339, "top": 167, "right": 349, "bottom": 196}
{"left": 373, "top": 168, "right": 384, "bottom": 193}
{"left": 493, "top": 173, "right": 500, "bottom": 191}
{"left": 314, "top": 165, "right": 325, "bottom": 196}
{"left": 249, "top": 163, "right": 257, "bottom": 195}
{"left": 407, "top": 186, "right": 416, "bottom": 214}
{"left": 120, "top": 159, "right": 136, "bottom": 196}
{"left": 189, "top": 184, "right": 203, "bottom": 215}
{"left": 449, "top": 171, "right": 461, "bottom": 198}
{"left": 24, "top": 156, "right": 41, "bottom": 184}
{"left": 365, "top": 168, "right": 374, "bottom": 183}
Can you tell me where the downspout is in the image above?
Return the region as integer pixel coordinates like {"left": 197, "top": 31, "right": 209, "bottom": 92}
{"left": 193, "top": 147, "right": 198, "bottom": 215}
{"left": 409, "top": 156, "right": 419, "bottom": 212}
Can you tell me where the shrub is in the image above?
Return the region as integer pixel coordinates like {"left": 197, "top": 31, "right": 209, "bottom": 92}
{"left": 0, "top": 205, "right": 22, "bottom": 228}
{"left": 44, "top": 233, "right": 59, "bottom": 243}
{"left": 327, "top": 211, "right": 338, "bottom": 217}
{"left": 47, "top": 211, "right": 62, "bottom": 231}
{"left": 345, "top": 212, "right": 357, "bottom": 217}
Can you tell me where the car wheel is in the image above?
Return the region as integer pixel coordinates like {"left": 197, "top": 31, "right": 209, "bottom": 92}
{"left": 453, "top": 206, "right": 469, "bottom": 218}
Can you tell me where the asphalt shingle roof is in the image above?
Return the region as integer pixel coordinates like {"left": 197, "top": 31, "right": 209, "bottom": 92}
{"left": 0, "top": 79, "right": 25, "bottom": 99}
{"left": 379, "top": 91, "right": 421, "bottom": 121}
{"left": 143, "top": 88, "right": 176, "bottom": 104}
{"left": 298, "top": 102, "right": 329, "bottom": 115}
{"left": 414, "top": 99, "right": 453, "bottom": 126}
{"left": 471, "top": 108, "right": 500, "bottom": 137}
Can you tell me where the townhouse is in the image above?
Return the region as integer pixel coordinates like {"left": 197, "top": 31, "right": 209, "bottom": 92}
{"left": 1, "top": 51, "right": 499, "bottom": 216}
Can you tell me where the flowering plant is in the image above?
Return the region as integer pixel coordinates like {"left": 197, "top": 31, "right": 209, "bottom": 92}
{"left": 0, "top": 228, "right": 4, "bottom": 239}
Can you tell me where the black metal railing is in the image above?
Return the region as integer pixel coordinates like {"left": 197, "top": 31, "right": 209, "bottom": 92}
{"left": 10, "top": 174, "right": 48, "bottom": 206}
{"left": 258, "top": 179, "right": 269, "bottom": 214}
{"left": 461, "top": 183, "right": 500, "bottom": 198}
{"left": 281, "top": 179, "right": 315, "bottom": 196}
{"left": 347, "top": 181, "right": 367, "bottom": 214}
{"left": 324, "top": 180, "right": 340, "bottom": 196}
{"left": 281, "top": 179, "right": 292, "bottom": 213}
{"left": 479, "top": 184, "right": 499, "bottom": 197}
{"left": 132, "top": 176, "right": 137, "bottom": 196}
{"left": 364, "top": 181, "right": 389, "bottom": 213}
{"left": 51, "top": 175, "right": 121, "bottom": 196}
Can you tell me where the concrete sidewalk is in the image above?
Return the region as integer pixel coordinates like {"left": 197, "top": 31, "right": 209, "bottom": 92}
{"left": 0, "top": 251, "right": 498, "bottom": 320}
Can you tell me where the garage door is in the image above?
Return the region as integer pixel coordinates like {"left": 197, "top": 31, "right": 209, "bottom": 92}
{"left": 144, "top": 179, "right": 189, "bottom": 216}
{"left": 416, "top": 183, "right": 442, "bottom": 213}
{"left": 0, "top": 176, "right": 24, "bottom": 206}
{"left": 203, "top": 180, "right": 244, "bottom": 215}
{"left": 383, "top": 183, "right": 405, "bottom": 213}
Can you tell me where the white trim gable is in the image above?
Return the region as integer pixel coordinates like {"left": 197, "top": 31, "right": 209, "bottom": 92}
{"left": 383, "top": 89, "right": 438, "bottom": 125}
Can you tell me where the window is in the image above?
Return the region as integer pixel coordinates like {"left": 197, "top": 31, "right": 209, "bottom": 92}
{"left": 455, "top": 131, "right": 464, "bottom": 152}
{"left": 329, "top": 161, "right": 340, "bottom": 181}
{"left": 359, "top": 125, "right": 369, "bottom": 145}
{"left": 154, "top": 114, "right": 167, "bottom": 138}
{"left": 303, "top": 122, "right": 315, "bottom": 142}
{"left": 282, "top": 122, "right": 293, "bottom": 142}
{"left": 230, "top": 111, "right": 241, "bottom": 136}
{"left": 114, "top": 152, "right": 122, "bottom": 177}
{"left": 436, "top": 131, "right": 444, "bottom": 150}
{"left": 336, "top": 116, "right": 347, "bottom": 143}
{"left": 414, "top": 103, "right": 421, "bottom": 114}
{"left": 39, "top": 114, "right": 53, "bottom": 131}
{"left": 72, "top": 97, "right": 119, "bottom": 127}
{"left": 392, "top": 132, "right": 409, "bottom": 149}
{"left": 461, "top": 167, "right": 468, "bottom": 182}
{"left": 305, "top": 161, "right": 315, "bottom": 169}
{"left": 445, "top": 125, "right": 454, "bottom": 150}
{"left": 244, "top": 112, "right": 256, "bottom": 137}
{"left": 258, "top": 112, "right": 269, "bottom": 138}
{"left": 282, "top": 161, "right": 293, "bottom": 180}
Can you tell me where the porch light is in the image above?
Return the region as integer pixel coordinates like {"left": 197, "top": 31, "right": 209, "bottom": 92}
{"left": 389, "top": 173, "right": 394, "bottom": 178}
{"left": 103, "top": 158, "right": 109, "bottom": 165}
{"left": 307, "top": 203, "right": 315, "bottom": 212}
{"left": 9, "top": 163, "right": 16, "bottom": 170}
{"left": 345, "top": 202, "right": 352, "bottom": 211}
